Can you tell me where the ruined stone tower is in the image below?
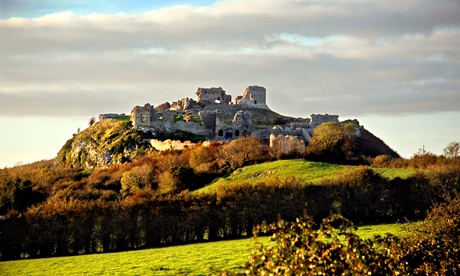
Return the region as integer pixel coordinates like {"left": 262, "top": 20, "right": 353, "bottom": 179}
{"left": 131, "top": 104, "right": 156, "bottom": 128}
{"left": 234, "top": 85, "right": 269, "bottom": 109}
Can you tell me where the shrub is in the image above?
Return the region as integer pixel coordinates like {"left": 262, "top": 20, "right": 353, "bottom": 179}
{"left": 229, "top": 214, "right": 405, "bottom": 275}
{"left": 305, "top": 122, "right": 358, "bottom": 164}
{"left": 217, "top": 135, "right": 268, "bottom": 171}
{"left": 120, "top": 164, "right": 156, "bottom": 196}
{"left": 402, "top": 194, "right": 460, "bottom": 274}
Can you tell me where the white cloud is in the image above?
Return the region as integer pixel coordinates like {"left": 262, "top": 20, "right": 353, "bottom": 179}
{"left": 0, "top": 0, "right": 459, "bottom": 117}
{"left": 1, "top": 0, "right": 460, "bottom": 166}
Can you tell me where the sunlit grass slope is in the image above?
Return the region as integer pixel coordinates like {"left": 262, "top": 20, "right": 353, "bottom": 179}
{"left": 0, "top": 223, "right": 407, "bottom": 276}
{"left": 195, "top": 159, "right": 415, "bottom": 194}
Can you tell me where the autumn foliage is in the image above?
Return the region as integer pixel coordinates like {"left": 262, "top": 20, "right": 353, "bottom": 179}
{"left": 0, "top": 137, "right": 460, "bottom": 269}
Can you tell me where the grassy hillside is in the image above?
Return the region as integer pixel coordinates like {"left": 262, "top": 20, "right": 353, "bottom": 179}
{"left": 0, "top": 223, "right": 406, "bottom": 276}
{"left": 195, "top": 159, "right": 415, "bottom": 194}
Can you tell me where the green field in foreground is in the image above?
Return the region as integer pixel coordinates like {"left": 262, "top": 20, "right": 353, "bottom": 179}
{"left": 195, "top": 160, "right": 415, "bottom": 194}
{"left": 0, "top": 222, "right": 408, "bottom": 276}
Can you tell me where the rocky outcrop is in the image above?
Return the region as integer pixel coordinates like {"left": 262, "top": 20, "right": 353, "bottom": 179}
{"left": 57, "top": 120, "right": 150, "bottom": 168}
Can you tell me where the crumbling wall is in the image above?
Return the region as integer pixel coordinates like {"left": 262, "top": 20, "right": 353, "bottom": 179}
{"left": 170, "top": 97, "right": 197, "bottom": 110}
{"left": 309, "top": 114, "right": 339, "bottom": 128}
{"left": 270, "top": 134, "right": 306, "bottom": 155}
{"left": 271, "top": 125, "right": 311, "bottom": 143}
{"left": 196, "top": 87, "right": 231, "bottom": 104}
{"left": 98, "top": 113, "right": 126, "bottom": 121}
{"left": 235, "top": 86, "right": 269, "bottom": 109}
{"left": 199, "top": 110, "right": 217, "bottom": 132}
{"left": 150, "top": 139, "right": 195, "bottom": 151}
{"left": 131, "top": 104, "right": 156, "bottom": 128}
{"left": 215, "top": 110, "right": 252, "bottom": 140}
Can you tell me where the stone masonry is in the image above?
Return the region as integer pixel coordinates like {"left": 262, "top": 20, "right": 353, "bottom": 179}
{"left": 129, "top": 85, "right": 344, "bottom": 148}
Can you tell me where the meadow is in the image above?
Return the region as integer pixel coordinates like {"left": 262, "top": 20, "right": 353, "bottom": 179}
{"left": 0, "top": 222, "right": 407, "bottom": 276}
{"left": 195, "top": 159, "right": 415, "bottom": 194}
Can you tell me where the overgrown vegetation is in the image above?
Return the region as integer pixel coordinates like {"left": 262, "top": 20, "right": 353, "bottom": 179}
{"left": 57, "top": 120, "right": 151, "bottom": 168}
{"left": 1, "top": 131, "right": 459, "bottom": 273}
{"left": 227, "top": 193, "right": 460, "bottom": 275}
{"left": 0, "top": 223, "right": 405, "bottom": 275}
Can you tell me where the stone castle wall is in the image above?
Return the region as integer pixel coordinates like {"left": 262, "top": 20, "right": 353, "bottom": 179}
{"left": 196, "top": 87, "right": 231, "bottom": 104}
{"left": 235, "top": 85, "right": 269, "bottom": 109}
{"left": 310, "top": 114, "right": 339, "bottom": 128}
{"left": 215, "top": 110, "right": 252, "bottom": 140}
{"left": 270, "top": 134, "right": 306, "bottom": 155}
{"left": 129, "top": 85, "right": 341, "bottom": 145}
{"left": 98, "top": 113, "right": 126, "bottom": 121}
{"left": 131, "top": 104, "right": 156, "bottom": 127}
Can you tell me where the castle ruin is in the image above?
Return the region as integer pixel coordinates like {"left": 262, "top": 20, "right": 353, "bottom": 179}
{"left": 196, "top": 87, "right": 232, "bottom": 104}
{"left": 123, "top": 85, "right": 344, "bottom": 150}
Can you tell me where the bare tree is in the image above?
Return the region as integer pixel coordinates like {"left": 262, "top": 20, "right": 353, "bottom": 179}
{"left": 444, "top": 141, "right": 460, "bottom": 159}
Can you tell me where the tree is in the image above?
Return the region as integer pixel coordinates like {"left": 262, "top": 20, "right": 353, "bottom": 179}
{"left": 305, "top": 122, "right": 357, "bottom": 164}
{"left": 443, "top": 141, "right": 460, "bottom": 159}
{"left": 120, "top": 165, "right": 155, "bottom": 196}
{"left": 189, "top": 143, "right": 218, "bottom": 173}
{"left": 409, "top": 145, "right": 438, "bottom": 169}
{"left": 88, "top": 116, "right": 96, "bottom": 127}
{"left": 216, "top": 135, "right": 268, "bottom": 171}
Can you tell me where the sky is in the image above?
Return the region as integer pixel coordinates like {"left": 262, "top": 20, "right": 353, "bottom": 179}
{"left": 0, "top": 0, "right": 459, "bottom": 167}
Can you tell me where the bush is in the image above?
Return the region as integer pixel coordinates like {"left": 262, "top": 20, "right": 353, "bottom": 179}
{"left": 305, "top": 122, "right": 358, "bottom": 164}
{"left": 227, "top": 194, "right": 460, "bottom": 275}
{"left": 120, "top": 164, "right": 156, "bottom": 196}
{"left": 402, "top": 194, "right": 460, "bottom": 274}
{"left": 228, "top": 214, "right": 405, "bottom": 275}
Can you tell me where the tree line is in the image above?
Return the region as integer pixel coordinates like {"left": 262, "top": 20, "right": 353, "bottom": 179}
{"left": 1, "top": 130, "right": 459, "bottom": 260}
{"left": 1, "top": 163, "right": 459, "bottom": 260}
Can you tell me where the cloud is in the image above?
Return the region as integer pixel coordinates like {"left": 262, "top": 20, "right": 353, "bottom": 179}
{"left": 0, "top": 0, "right": 459, "bottom": 119}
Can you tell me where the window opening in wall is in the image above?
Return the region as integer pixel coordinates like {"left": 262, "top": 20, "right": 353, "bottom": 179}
{"left": 141, "top": 114, "right": 146, "bottom": 122}
{"left": 218, "top": 129, "right": 223, "bottom": 136}
{"left": 254, "top": 101, "right": 257, "bottom": 104}
{"left": 235, "top": 130, "right": 240, "bottom": 136}
{"left": 225, "top": 129, "right": 233, "bottom": 140}
{"left": 250, "top": 94, "right": 254, "bottom": 100}
{"left": 157, "top": 113, "right": 163, "bottom": 121}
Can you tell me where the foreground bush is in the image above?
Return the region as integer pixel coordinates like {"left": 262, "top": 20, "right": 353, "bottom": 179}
{"left": 226, "top": 194, "right": 460, "bottom": 275}
{"left": 402, "top": 195, "right": 460, "bottom": 274}
{"left": 231, "top": 215, "right": 405, "bottom": 275}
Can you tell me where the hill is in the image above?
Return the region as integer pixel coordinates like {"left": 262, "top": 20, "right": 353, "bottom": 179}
{"left": 195, "top": 159, "right": 415, "bottom": 194}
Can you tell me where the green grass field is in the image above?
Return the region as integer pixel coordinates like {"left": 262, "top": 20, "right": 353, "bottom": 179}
{"left": 195, "top": 160, "right": 415, "bottom": 194}
{"left": 0, "top": 222, "right": 407, "bottom": 276}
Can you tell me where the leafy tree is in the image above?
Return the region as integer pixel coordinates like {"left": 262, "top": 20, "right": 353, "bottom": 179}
{"left": 120, "top": 165, "right": 155, "bottom": 196}
{"left": 0, "top": 177, "right": 45, "bottom": 213}
{"left": 409, "top": 146, "right": 438, "bottom": 169}
{"left": 157, "top": 170, "right": 181, "bottom": 194}
{"left": 305, "top": 122, "right": 357, "bottom": 164}
{"left": 217, "top": 135, "right": 268, "bottom": 171}
{"left": 189, "top": 143, "right": 219, "bottom": 173}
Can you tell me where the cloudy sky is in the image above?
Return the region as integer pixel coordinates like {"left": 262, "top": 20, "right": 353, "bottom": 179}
{"left": 1, "top": 0, "right": 459, "bottom": 167}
